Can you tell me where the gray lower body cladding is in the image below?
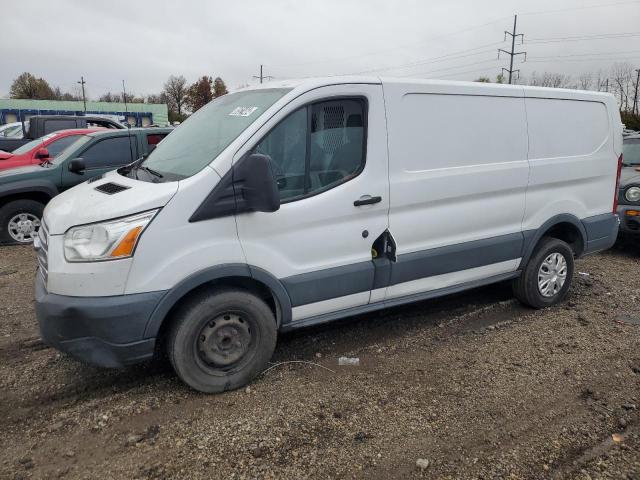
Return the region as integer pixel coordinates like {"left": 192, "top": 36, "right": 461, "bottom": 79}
{"left": 35, "top": 212, "right": 618, "bottom": 367}
{"left": 35, "top": 274, "right": 166, "bottom": 368}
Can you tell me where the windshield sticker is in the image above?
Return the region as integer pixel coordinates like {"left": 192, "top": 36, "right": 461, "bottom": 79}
{"left": 229, "top": 106, "right": 258, "bottom": 117}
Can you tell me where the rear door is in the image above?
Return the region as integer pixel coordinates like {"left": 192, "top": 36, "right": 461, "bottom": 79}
{"left": 235, "top": 84, "right": 390, "bottom": 322}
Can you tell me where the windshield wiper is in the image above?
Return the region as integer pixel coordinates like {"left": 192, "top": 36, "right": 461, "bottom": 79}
{"left": 39, "top": 158, "right": 53, "bottom": 167}
{"left": 138, "top": 165, "right": 164, "bottom": 179}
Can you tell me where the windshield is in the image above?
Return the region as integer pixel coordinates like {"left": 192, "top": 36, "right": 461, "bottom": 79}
{"left": 11, "top": 132, "right": 58, "bottom": 155}
{"left": 623, "top": 139, "right": 640, "bottom": 166}
{"left": 52, "top": 135, "right": 92, "bottom": 165}
{"left": 141, "top": 88, "right": 291, "bottom": 179}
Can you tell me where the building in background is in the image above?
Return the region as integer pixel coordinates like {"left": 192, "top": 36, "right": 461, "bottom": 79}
{"left": 0, "top": 98, "right": 169, "bottom": 127}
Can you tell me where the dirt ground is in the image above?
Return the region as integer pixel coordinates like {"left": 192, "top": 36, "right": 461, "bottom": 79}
{"left": 0, "top": 242, "right": 639, "bottom": 480}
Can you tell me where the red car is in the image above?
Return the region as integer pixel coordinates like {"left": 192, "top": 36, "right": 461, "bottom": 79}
{"left": 0, "top": 128, "right": 103, "bottom": 170}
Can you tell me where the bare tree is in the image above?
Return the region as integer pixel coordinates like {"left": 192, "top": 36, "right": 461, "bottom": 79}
{"left": 162, "top": 75, "right": 188, "bottom": 118}
{"left": 578, "top": 72, "right": 593, "bottom": 91}
{"left": 611, "top": 62, "right": 633, "bottom": 111}
{"left": 527, "top": 72, "right": 572, "bottom": 88}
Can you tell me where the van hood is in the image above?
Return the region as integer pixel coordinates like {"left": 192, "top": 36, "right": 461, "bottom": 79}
{"left": 44, "top": 170, "right": 180, "bottom": 235}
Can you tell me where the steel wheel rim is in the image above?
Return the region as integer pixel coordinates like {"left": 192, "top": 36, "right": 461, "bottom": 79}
{"left": 195, "top": 312, "right": 255, "bottom": 373}
{"left": 537, "top": 252, "right": 568, "bottom": 298}
{"left": 7, "top": 213, "right": 41, "bottom": 243}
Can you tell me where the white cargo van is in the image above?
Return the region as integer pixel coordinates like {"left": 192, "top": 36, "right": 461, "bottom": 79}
{"left": 34, "top": 77, "right": 622, "bottom": 392}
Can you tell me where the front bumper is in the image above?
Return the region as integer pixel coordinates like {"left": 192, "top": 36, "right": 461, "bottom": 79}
{"left": 617, "top": 206, "right": 640, "bottom": 236}
{"left": 35, "top": 273, "right": 167, "bottom": 368}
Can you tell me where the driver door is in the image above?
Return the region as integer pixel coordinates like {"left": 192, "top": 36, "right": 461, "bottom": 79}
{"left": 235, "top": 84, "right": 389, "bottom": 322}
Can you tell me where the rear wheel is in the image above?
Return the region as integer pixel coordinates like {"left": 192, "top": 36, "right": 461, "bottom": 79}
{"left": 0, "top": 199, "right": 45, "bottom": 244}
{"left": 513, "top": 237, "right": 575, "bottom": 309}
{"left": 167, "top": 288, "right": 277, "bottom": 393}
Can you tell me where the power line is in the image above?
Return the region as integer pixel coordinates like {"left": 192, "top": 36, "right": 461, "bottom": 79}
{"left": 498, "top": 15, "right": 526, "bottom": 84}
{"left": 401, "top": 58, "right": 501, "bottom": 78}
{"left": 529, "top": 49, "right": 640, "bottom": 60}
{"left": 525, "top": 55, "right": 640, "bottom": 63}
{"left": 269, "top": 15, "right": 512, "bottom": 70}
{"left": 527, "top": 32, "right": 640, "bottom": 44}
{"left": 343, "top": 43, "right": 503, "bottom": 76}
{"left": 519, "top": 0, "right": 640, "bottom": 16}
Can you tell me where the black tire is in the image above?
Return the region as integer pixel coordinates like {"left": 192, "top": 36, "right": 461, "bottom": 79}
{"left": 513, "top": 237, "right": 575, "bottom": 309}
{"left": 0, "top": 199, "right": 45, "bottom": 244}
{"left": 167, "top": 288, "right": 277, "bottom": 393}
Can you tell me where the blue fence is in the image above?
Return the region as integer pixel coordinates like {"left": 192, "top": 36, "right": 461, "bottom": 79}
{"left": 0, "top": 109, "right": 154, "bottom": 127}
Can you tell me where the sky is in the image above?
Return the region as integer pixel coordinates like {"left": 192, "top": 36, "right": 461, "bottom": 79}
{"left": 2, "top": 0, "right": 640, "bottom": 99}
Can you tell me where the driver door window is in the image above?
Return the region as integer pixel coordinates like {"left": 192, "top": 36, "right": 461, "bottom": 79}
{"left": 82, "top": 136, "right": 137, "bottom": 169}
{"left": 253, "top": 98, "right": 366, "bottom": 202}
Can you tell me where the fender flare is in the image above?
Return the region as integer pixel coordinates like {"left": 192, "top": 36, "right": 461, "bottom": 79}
{"left": 143, "top": 263, "right": 292, "bottom": 338}
{"left": 0, "top": 179, "right": 59, "bottom": 203}
{"left": 521, "top": 214, "right": 588, "bottom": 266}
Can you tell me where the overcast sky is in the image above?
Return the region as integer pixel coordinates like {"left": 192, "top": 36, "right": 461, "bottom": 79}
{"left": 2, "top": 0, "right": 639, "bottom": 98}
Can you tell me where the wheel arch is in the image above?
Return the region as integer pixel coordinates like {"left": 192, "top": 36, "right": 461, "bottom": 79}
{"left": 0, "top": 180, "right": 58, "bottom": 207}
{"left": 143, "top": 264, "right": 292, "bottom": 340}
{"left": 521, "top": 214, "right": 588, "bottom": 266}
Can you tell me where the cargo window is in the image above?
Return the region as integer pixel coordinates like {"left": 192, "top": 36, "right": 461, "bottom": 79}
{"left": 253, "top": 97, "right": 366, "bottom": 202}
{"left": 43, "top": 119, "right": 77, "bottom": 134}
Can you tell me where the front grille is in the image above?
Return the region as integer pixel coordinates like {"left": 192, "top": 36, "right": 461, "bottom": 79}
{"left": 95, "top": 182, "right": 130, "bottom": 195}
{"left": 36, "top": 221, "right": 49, "bottom": 286}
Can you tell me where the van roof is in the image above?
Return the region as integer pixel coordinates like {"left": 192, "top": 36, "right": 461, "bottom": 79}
{"left": 241, "top": 76, "right": 614, "bottom": 102}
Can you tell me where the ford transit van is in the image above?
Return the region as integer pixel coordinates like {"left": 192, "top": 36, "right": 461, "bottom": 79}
{"left": 34, "top": 77, "right": 622, "bottom": 392}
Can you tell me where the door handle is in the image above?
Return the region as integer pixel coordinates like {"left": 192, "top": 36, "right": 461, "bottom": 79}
{"left": 353, "top": 195, "right": 382, "bottom": 207}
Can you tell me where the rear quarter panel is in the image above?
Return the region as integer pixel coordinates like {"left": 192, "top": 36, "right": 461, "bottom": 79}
{"left": 522, "top": 89, "right": 618, "bottom": 231}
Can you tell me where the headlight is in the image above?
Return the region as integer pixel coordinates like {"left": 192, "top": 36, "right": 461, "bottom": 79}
{"left": 64, "top": 210, "right": 158, "bottom": 262}
{"left": 626, "top": 186, "right": 640, "bottom": 203}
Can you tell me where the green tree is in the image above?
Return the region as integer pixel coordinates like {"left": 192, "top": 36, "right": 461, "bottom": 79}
{"left": 213, "top": 77, "right": 228, "bottom": 97}
{"left": 495, "top": 74, "right": 505, "bottom": 84}
{"left": 474, "top": 77, "right": 491, "bottom": 83}
{"left": 10, "top": 72, "right": 56, "bottom": 99}
{"left": 187, "top": 76, "right": 214, "bottom": 112}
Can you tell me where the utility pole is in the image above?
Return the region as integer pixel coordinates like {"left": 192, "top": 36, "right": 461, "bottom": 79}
{"left": 253, "top": 65, "right": 273, "bottom": 84}
{"left": 633, "top": 68, "right": 640, "bottom": 115}
{"left": 498, "top": 15, "right": 526, "bottom": 84}
{"left": 77, "top": 76, "right": 87, "bottom": 112}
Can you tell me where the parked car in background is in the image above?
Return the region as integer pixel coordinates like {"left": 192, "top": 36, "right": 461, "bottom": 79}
{"left": 32, "top": 78, "right": 621, "bottom": 393}
{"left": 0, "top": 129, "right": 103, "bottom": 171}
{"left": 618, "top": 134, "right": 640, "bottom": 237}
{"left": 0, "top": 122, "right": 24, "bottom": 139}
{"left": 0, "top": 115, "right": 124, "bottom": 153}
{"left": 0, "top": 127, "right": 171, "bottom": 243}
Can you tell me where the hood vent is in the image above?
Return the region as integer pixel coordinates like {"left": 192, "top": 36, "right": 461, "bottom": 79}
{"left": 95, "top": 182, "right": 130, "bottom": 195}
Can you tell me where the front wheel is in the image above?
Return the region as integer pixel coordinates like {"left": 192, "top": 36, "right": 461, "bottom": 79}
{"left": 513, "top": 237, "right": 575, "bottom": 309}
{"left": 0, "top": 199, "right": 45, "bottom": 244}
{"left": 167, "top": 288, "right": 277, "bottom": 393}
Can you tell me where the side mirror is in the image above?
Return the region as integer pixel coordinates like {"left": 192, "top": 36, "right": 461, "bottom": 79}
{"left": 68, "top": 157, "right": 86, "bottom": 174}
{"left": 235, "top": 154, "right": 280, "bottom": 213}
{"left": 35, "top": 148, "right": 49, "bottom": 160}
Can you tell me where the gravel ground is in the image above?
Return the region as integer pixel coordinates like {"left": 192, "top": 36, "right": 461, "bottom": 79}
{"left": 0, "top": 242, "right": 639, "bottom": 480}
